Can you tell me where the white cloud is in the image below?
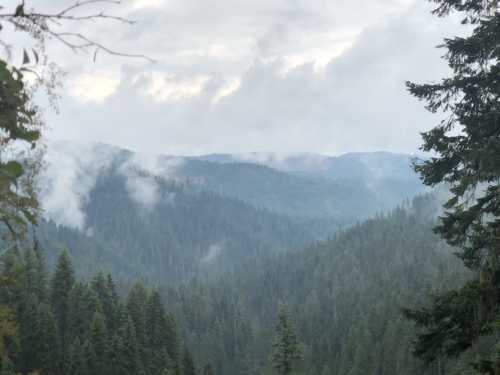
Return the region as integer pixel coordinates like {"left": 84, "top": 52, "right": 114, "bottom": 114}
{"left": 69, "top": 72, "right": 120, "bottom": 103}
{"left": 40, "top": 142, "right": 120, "bottom": 230}
{"left": 42, "top": 0, "right": 463, "bottom": 156}
{"left": 141, "top": 71, "right": 212, "bottom": 102}
{"left": 118, "top": 151, "right": 184, "bottom": 207}
{"left": 133, "top": 0, "right": 165, "bottom": 10}
{"left": 212, "top": 77, "right": 241, "bottom": 103}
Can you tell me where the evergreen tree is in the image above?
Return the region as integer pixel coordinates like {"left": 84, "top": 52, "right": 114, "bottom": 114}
{"left": 203, "top": 363, "right": 215, "bottom": 375}
{"left": 108, "top": 334, "right": 126, "bottom": 375}
{"left": 88, "top": 311, "right": 108, "bottom": 375}
{"left": 0, "top": 358, "right": 17, "bottom": 375}
{"left": 17, "top": 294, "right": 38, "bottom": 374}
{"left": 36, "top": 303, "right": 59, "bottom": 375}
{"left": 270, "top": 305, "right": 303, "bottom": 375}
{"left": 165, "top": 313, "right": 181, "bottom": 375}
{"left": 145, "top": 291, "right": 171, "bottom": 375}
{"left": 50, "top": 251, "right": 75, "bottom": 349}
{"left": 126, "top": 283, "right": 148, "bottom": 351}
{"left": 67, "top": 338, "right": 87, "bottom": 375}
{"left": 121, "top": 316, "right": 144, "bottom": 375}
{"left": 403, "top": 1, "right": 500, "bottom": 373}
{"left": 183, "top": 347, "right": 197, "bottom": 375}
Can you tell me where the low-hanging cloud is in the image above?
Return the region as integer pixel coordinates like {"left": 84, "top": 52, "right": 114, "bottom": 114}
{"left": 41, "top": 141, "right": 186, "bottom": 229}
{"left": 118, "top": 152, "right": 184, "bottom": 208}
{"left": 40, "top": 141, "right": 120, "bottom": 230}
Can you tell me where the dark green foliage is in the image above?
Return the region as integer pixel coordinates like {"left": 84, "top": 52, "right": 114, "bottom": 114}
{"left": 183, "top": 348, "right": 197, "bottom": 375}
{"left": 203, "top": 363, "right": 215, "bottom": 375}
{"left": 0, "top": 358, "right": 17, "bottom": 375}
{"left": 181, "top": 155, "right": 421, "bottom": 222}
{"left": 36, "top": 171, "right": 316, "bottom": 284}
{"left": 0, "top": 249, "right": 192, "bottom": 375}
{"left": 404, "top": 0, "right": 500, "bottom": 372}
{"left": 164, "top": 197, "right": 473, "bottom": 375}
{"left": 50, "top": 250, "right": 75, "bottom": 349}
{"left": 0, "top": 60, "right": 41, "bottom": 241}
{"left": 270, "top": 305, "right": 303, "bottom": 375}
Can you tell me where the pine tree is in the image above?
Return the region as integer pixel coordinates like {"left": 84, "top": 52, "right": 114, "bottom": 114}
{"left": 88, "top": 311, "right": 108, "bottom": 375}
{"left": 145, "top": 291, "right": 171, "bottom": 375}
{"left": 67, "top": 338, "right": 87, "bottom": 375}
{"left": 36, "top": 303, "right": 60, "bottom": 375}
{"left": 203, "top": 363, "right": 215, "bottom": 375}
{"left": 121, "top": 316, "right": 144, "bottom": 375}
{"left": 108, "top": 334, "right": 126, "bottom": 375}
{"left": 17, "top": 294, "right": 38, "bottom": 374}
{"left": 270, "top": 305, "right": 303, "bottom": 375}
{"left": 0, "top": 358, "right": 17, "bottom": 375}
{"left": 126, "top": 283, "right": 148, "bottom": 351}
{"left": 50, "top": 251, "right": 75, "bottom": 349}
{"left": 402, "top": 1, "right": 500, "bottom": 373}
{"left": 183, "top": 347, "right": 197, "bottom": 375}
{"left": 165, "top": 314, "right": 181, "bottom": 375}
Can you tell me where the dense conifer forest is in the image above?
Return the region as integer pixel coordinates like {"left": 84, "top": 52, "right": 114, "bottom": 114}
{"left": 0, "top": 248, "right": 194, "bottom": 375}
{"left": 1, "top": 0, "right": 499, "bottom": 374}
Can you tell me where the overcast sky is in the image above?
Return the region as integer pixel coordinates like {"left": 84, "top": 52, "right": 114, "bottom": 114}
{"left": 24, "top": 0, "right": 464, "bottom": 156}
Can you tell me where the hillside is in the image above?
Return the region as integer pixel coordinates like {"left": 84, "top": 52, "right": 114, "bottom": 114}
{"left": 162, "top": 196, "right": 475, "bottom": 375}
{"left": 37, "top": 169, "right": 314, "bottom": 284}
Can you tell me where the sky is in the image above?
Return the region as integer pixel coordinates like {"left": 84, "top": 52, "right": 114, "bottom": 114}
{"left": 16, "top": 0, "right": 465, "bottom": 156}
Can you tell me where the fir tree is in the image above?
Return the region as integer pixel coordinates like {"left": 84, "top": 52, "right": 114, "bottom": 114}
{"left": 403, "top": 1, "right": 500, "bottom": 373}
{"left": 35, "top": 303, "right": 59, "bottom": 375}
{"left": 121, "top": 316, "right": 144, "bottom": 375}
{"left": 88, "top": 311, "right": 108, "bottom": 375}
{"left": 126, "top": 283, "right": 149, "bottom": 351}
{"left": 270, "top": 305, "right": 303, "bottom": 375}
{"left": 67, "top": 338, "right": 87, "bottom": 375}
{"left": 183, "top": 347, "right": 197, "bottom": 375}
{"left": 203, "top": 363, "right": 215, "bottom": 375}
{"left": 0, "top": 358, "right": 17, "bottom": 375}
{"left": 50, "top": 251, "right": 75, "bottom": 349}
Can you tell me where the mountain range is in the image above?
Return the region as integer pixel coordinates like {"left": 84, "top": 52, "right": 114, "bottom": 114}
{"left": 36, "top": 141, "right": 426, "bottom": 282}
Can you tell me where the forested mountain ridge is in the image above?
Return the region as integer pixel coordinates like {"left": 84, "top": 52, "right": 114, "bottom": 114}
{"left": 43, "top": 141, "right": 425, "bottom": 225}
{"left": 191, "top": 151, "right": 424, "bottom": 218}
{"left": 37, "top": 170, "right": 314, "bottom": 284}
{"left": 162, "top": 195, "right": 475, "bottom": 375}
{"left": 33, "top": 141, "right": 426, "bottom": 284}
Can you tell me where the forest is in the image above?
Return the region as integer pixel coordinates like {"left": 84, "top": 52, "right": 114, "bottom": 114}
{"left": 1, "top": 0, "right": 500, "bottom": 374}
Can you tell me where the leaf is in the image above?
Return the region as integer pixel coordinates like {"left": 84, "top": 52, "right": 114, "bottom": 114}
{"left": 21, "top": 130, "right": 40, "bottom": 142}
{"left": 14, "top": 4, "right": 24, "bottom": 17}
{"left": 22, "top": 49, "right": 30, "bottom": 65}
{"left": 32, "top": 49, "right": 39, "bottom": 64}
{"left": 0, "top": 161, "right": 24, "bottom": 179}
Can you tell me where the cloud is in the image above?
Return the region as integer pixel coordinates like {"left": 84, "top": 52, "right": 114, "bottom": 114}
{"left": 40, "top": 141, "right": 186, "bottom": 229}
{"left": 40, "top": 141, "right": 120, "bottom": 230}
{"left": 41, "top": 0, "right": 463, "bottom": 156}
{"left": 201, "top": 244, "right": 224, "bottom": 263}
{"left": 118, "top": 151, "right": 184, "bottom": 208}
{"left": 140, "top": 71, "right": 212, "bottom": 102}
{"left": 69, "top": 72, "right": 121, "bottom": 103}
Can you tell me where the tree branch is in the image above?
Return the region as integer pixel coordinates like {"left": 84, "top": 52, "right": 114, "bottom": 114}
{"left": 0, "top": 1, "right": 153, "bottom": 63}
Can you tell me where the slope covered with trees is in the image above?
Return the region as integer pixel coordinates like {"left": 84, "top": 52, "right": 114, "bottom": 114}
{"left": 37, "top": 170, "right": 315, "bottom": 284}
{"left": 162, "top": 196, "right": 475, "bottom": 375}
{"left": 0, "top": 248, "right": 199, "bottom": 375}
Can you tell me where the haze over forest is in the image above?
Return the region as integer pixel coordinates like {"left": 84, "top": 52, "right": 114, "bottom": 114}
{"left": 0, "top": 1, "right": 499, "bottom": 375}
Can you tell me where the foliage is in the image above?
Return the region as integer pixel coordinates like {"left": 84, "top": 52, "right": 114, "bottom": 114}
{"left": 269, "top": 305, "right": 303, "bottom": 375}
{"left": 404, "top": 1, "right": 500, "bottom": 372}
{"left": 0, "top": 60, "right": 41, "bottom": 242}
{"left": 36, "top": 171, "right": 315, "bottom": 284}
{"left": 162, "top": 196, "right": 475, "bottom": 375}
{"left": 0, "top": 248, "right": 194, "bottom": 375}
